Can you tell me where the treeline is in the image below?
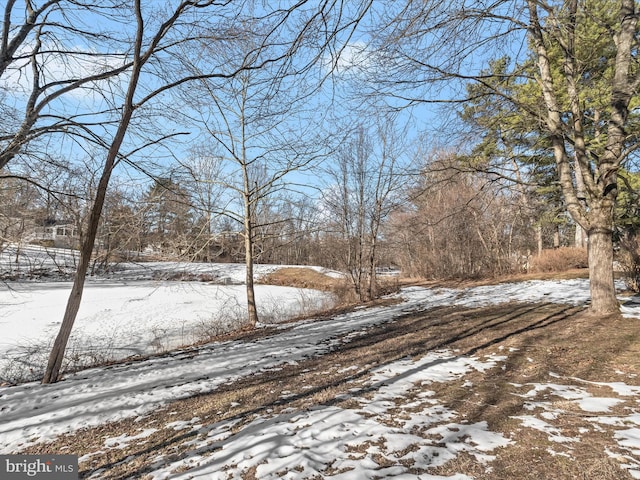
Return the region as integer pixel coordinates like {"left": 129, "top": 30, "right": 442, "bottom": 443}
{"left": 1, "top": 146, "right": 585, "bottom": 279}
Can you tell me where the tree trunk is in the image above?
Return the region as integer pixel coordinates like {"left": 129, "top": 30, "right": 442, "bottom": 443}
{"left": 574, "top": 157, "right": 588, "bottom": 249}
{"left": 244, "top": 192, "right": 259, "bottom": 328}
{"left": 367, "top": 236, "right": 377, "bottom": 301}
{"left": 42, "top": 156, "right": 114, "bottom": 383}
{"left": 526, "top": 0, "right": 624, "bottom": 315}
{"left": 42, "top": 243, "right": 91, "bottom": 383}
{"left": 245, "top": 225, "right": 259, "bottom": 328}
{"left": 42, "top": 0, "right": 149, "bottom": 383}
{"left": 536, "top": 224, "right": 543, "bottom": 256}
{"left": 575, "top": 224, "right": 587, "bottom": 248}
{"left": 587, "top": 226, "right": 619, "bottom": 315}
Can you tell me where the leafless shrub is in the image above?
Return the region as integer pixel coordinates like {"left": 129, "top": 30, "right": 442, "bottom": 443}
{"left": 260, "top": 267, "right": 354, "bottom": 308}
{"left": 529, "top": 247, "right": 588, "bottom": 273}
{"left": 0, "top": 341, "right": 51, "bottom": 385}
{"left": 0, "top": 333, "right": 119, "bottom": 385}
{"left": 259, "top": 289, "right": 336, "bottom": 324}
{"left": 376, "top": 276, "right": 401, "bottom": 297}
{"left": 388, "top": 163, "right": 526, "bottom": 281}
{"left": 191, "top": 297, "right": 249, "bottom": 344}
{"left": 161, "top": 271, "right": 219, "bottom": 282}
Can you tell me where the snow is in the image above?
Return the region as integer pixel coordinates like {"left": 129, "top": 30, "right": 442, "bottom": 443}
{"left": 2, "top": 245, "right": 640, "bottom": 477}
{"left": 576, "top": 396, "right": 624, "bottom": 413}
{"left": 0, "top": 245, "right": 337, "bottom": 381}
{"left": 0, "top": 281, "right": 333, "bottom": 380}
{"left": 147, "top": 352, "right": 511, "bottom": 480}
{"left": 512, "top": 415, "right": 580, "bottom": 443}
{"left": 511, "top": 376, "right": 640, "bottom": 477}
{"left": 0, "top": 244, "right": 340, "bottom": 283}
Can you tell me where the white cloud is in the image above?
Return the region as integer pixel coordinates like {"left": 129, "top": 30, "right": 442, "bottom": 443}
{"left": 324, "top": 41, "right": 373, "bottom": 75}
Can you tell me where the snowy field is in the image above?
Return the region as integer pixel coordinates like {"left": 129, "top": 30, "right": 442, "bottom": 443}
{"left": 0, "top": 281, "right": 334, "bottom": 380}
{"left": 1, "top": 245, "right": 640, "bottom": 478}
{"left": 0, "top": 245, "right": 336, "bottom": 382}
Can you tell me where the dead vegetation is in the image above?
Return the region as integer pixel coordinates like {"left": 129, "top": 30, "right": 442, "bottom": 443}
{"left": 259, "top": 267, "right": 341, "bottom": 291}
{"left": 528, "top": 247, "right": 589, "bottom": 273}
{"left": 260, "top": 266, "right": 403, "bottom": 307}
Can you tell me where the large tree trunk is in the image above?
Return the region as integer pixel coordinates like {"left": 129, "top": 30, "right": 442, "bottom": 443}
{"left": 42, "top": 235, "right": 92, "bottom": 383}
{"left": 526, "top": 0, "right": 634, "bottom": 315}
{"left": 587, "top": 226, "right": 618, "bottom": 315}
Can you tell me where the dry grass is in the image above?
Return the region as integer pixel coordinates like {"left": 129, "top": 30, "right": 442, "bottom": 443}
{"left": 18, "top": 274, "right": 640, "bottom": 479}
{"left": 258, "top": 267, "right": 341, "bottom": 291}
{"left": 260, "top": 267, "right": 361, "bottom": 306}
{"left": 260, "top": 266, "right": 404, "bottom": 307}
{"left": 411, "top": 268, "right": 591, "bottom": 290}
{"left": 529, "top": 247, "right": 589, "bottom": 273}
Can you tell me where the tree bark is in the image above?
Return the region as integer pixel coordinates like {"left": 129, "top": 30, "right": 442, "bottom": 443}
{"left": 42, "top": 205, "right": 100, "bottom": 383}
{"left": 587, "top": 226, "right": 618, "bottom": 315}
{"left": 42, "top": 141, "right": 122, "bottom": 383}
{"left": 244, "top": 212, "right": 259, "bottom": 328}
{"left": 575, "top": 224, "right": 587, "bottom": 249}
{"left": 536, "top": 224, "right": 543, "bottom": 256}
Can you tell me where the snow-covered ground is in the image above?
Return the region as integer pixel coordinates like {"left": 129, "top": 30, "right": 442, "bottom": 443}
{"left": 0, "top": 245, "right": 337, "bottom": 382}
{"left": 1, "top": 245, "right": 640, "bottom": 478}
{"left": 0, "top": 281, "right": 334, "bottom": 380}
{"left": 0, "top": 244, "right": 341, "bottom": 282}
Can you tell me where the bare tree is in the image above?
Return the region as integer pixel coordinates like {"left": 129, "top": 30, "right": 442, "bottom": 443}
{"left": 43, "top": 0, "right": 242, "bottom": 384}
{"left": 94, "top": 183, "right": 145, "bottom": 267}
{"left": 18, "top": 0, "right": 374, "bottom": 382}
{"left": 0, "top": 0, "right": 134, "bottom": 171}
{"left": 389, "top": 153, "right": 531, "bottom": 279}
{"left": 252, "top": 194, "right": 322, "bottom": 266}
{"left": 0, "top": 176, "right": 38, "bottom": 249}
{"left": 178, "top": 150, "right": 228, "bottom": 262}
{"left": 178, "top": 31, "right": 330, "bottom": 327}
{"left": 321, "top": 119, "right": 408, "bottom": 300}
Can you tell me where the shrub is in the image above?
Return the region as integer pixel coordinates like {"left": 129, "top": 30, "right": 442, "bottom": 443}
{"left": 28, "top": 239, "right": 55, "bottom": 248}
{"left": 529, "top": 247, "right": 588, "bottom": 273}
{"left": 260, "top": 267, "right": 357, "bottom": 306}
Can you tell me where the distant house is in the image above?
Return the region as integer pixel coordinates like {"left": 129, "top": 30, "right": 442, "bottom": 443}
{"left": 28, "top": 220, "right": 79, "bottom": 249}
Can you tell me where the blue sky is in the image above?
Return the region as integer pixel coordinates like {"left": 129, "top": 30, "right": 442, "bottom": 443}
{"left": 1, "top": 0, "right": 532, "bottom": 218}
